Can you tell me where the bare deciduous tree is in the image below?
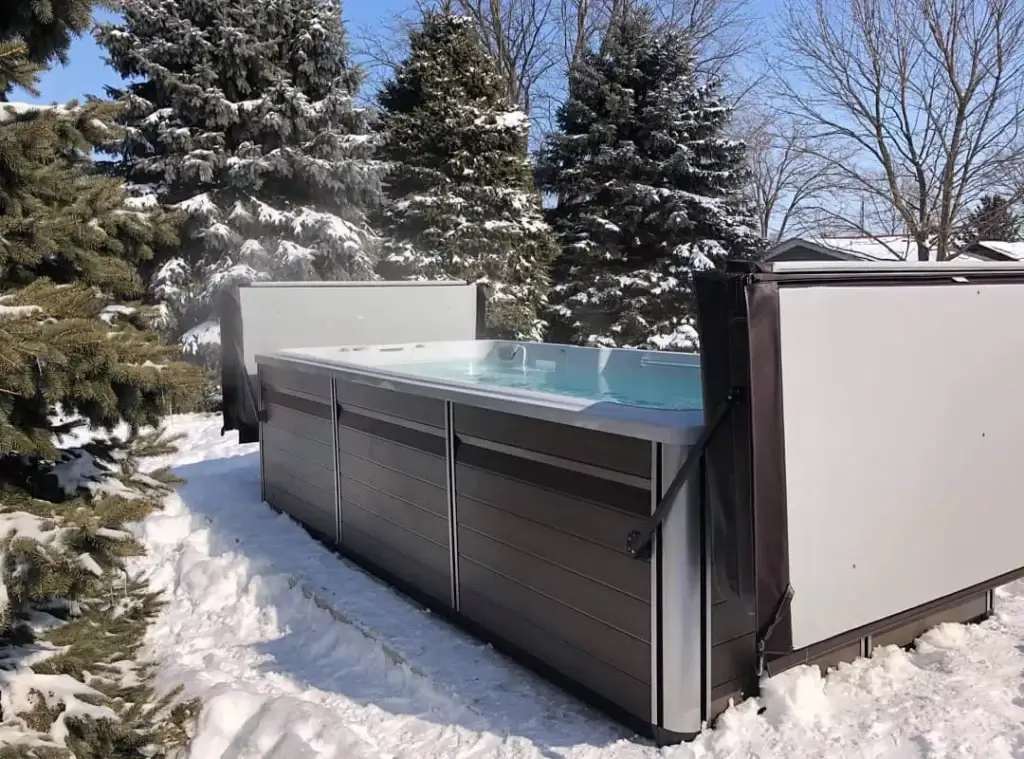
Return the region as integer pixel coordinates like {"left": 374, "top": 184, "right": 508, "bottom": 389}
{"left": 774, "top": 0, "right": 1024, "bottom": 260}
{"left": 735, "top": 107, "right": 841, "bottom": 240}
{"left": 351, "top": 3, "right": 423, "bottom": 103}
{"left": 655, "top": 0, "right": 761, "bottom": 90}
{"left": 453, "top": 0, "right": 561, "bottom": 115}
{"left": 557, "top": 0, "right": 605, "bottom": 70}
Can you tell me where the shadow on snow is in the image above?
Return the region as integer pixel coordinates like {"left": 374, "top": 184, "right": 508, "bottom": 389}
{"left": 170, "top": 451, "right": 648, "bottom": 757}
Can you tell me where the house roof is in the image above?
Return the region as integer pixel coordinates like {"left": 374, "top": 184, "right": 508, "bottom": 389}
{"left": 963, "top": 241, "right": 1024, "bottom": 262}
{"left": 767, "top": 236, "right": 990, "bottom": 262}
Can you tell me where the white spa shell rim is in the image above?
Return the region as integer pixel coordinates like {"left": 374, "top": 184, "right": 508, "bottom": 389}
{"left": 257, "top": 340, "right": 706, "bottom": 445}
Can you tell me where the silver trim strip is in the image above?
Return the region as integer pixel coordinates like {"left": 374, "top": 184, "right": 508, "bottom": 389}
{"left": 444, "top": 400, "right": 460, "bottom": 610}
{"left": 458, "top": 433, "right": 651, "bottom": 490}
{"left": 257, "top": 364, "right": 266, "bottom": 503}
{"left": 650, "top": 441, "right": 661, "bottom": 724}
{"left": 339, "top": 403, "right": 445, "bottom": 438}
{"left": 330, "top": 376, "right": 343, "bottom": 545}
{"left": 659, "top": 443, "right": 704, "bottom": 734}
{"left": 701, "top": 456, "right": 712, "bottom": 726}
{"left": 639, "top": 358, "right": 699, "bottom": 369}
{"left": 262, "top": 384, "right": 331, "bottom": 407}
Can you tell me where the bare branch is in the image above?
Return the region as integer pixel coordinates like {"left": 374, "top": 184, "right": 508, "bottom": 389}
{"left": 773, "top": 0, "right": 1024, "bottom": 260}
{"left": 350, "top": 4, "right": 424, "bottom": 105}
{"left": 732, "top": 106, "right": 845, "bottom": 240}
{"left": 654, "top": 0, "right": 760, "bottom": 85}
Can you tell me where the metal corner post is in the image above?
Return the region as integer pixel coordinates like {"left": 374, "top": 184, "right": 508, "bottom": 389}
{"left": 650, "top": 441, "right": 662, "bottom": 726}
{"left": 257, "top": 363, "right": 266, "bottom": 503}
{"left": 657, "top": 442, "right": 706, "bottom": 735}
{"left": 444, "top": 400, "right": 461, "bottom": 610}
{"left": 700, "top": 455, "right": 712, "bottom": 726}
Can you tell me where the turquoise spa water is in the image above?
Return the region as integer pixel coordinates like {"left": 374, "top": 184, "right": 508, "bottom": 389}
{"left": 383, "top": 357, "right": 703, "bottom": 411}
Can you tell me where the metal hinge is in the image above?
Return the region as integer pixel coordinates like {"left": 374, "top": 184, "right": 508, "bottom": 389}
{"left": 756, "top": 584, "right": 795, "bottom": 677}
{"left": 625, "top": 387, "right": 741, "bottom": 561}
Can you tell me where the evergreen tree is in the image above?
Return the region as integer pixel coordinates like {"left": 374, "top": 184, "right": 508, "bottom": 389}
{"left": 0, "top": 3, "right": 203, "bottom": 752}
{"left": 962, "top": 194, "right": 1020, "bottom": 244}
{"left": 0, "top": 101, "right": 203, "bottom": 456}
{"left": 376, "top": 12, "right": 557, "bottom": 340}
{"left": 535, "top": 7, "right": 762, "bottom": 350}
{"left": 97, "top": 0, "right": 382, "bottom": 354}
{"left": 0, "top": 0, "right": 106, "bottom": 97}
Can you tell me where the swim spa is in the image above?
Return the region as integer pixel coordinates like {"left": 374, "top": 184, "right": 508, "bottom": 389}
{"left": 225, "top": 265, "right": 1024, "bottom": 744}
{"left": 254, "top": 339, "right": 709, "bottom": 741}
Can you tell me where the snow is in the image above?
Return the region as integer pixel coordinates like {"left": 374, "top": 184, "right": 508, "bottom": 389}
{"left": 205, "top": 222, "right": 236, "bottom": 241}
{"left": 779, "top": 236, "right": 992, "bottom": 263}
{"left": 0, "top": 102, "right": 69, "bottom": 123}
{"left": 0, "top": 511, "right": 62, "bottom": 545}
{"left": 0, "top": 303, "right": 41, "bottom": 318}
{"left": 810, "top": 236, "right": 922, "bottom": 261}
{"left": 253, "top": 199, "right": 290, "bottom": 226}
{"left": 175, "top": 192, "right": 220, "bottom": 217}
{"left": 0, "top": 669, "right": 120, "bottom": 747}
{"left": 292, "top": 207, "right": 364, "bottom": 244}
{"left": 0, "top": 292, "right": 44, "bottom": 318}
{"left": 277, "top": 239, "right": 317, "bottom": 263}
{"left": 77, "top": 552, "right": 104, "bottom": 576}
{"left": 646, "top": 326, "right": 699, "bottom": 352}
{"left": 111, "top": 412, "right": 1024, "bottom": 759}
{"left": 100, "top": 303, "right": 137, "bottom": 323}
{"left": 142, "top": 107, "right": 174, "bottom": 126}
{"left": 124, "top": 183, "right": 161, "bottom": 210}
{"left": 181, "top": 320, "right": 221, "bottom": 352}
{"left": 474, "top": 111, "right": 530, "bottom": 130}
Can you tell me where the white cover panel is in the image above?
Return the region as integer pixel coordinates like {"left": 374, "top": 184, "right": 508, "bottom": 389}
{"left": 778, "top": 282, "right": 1024, "bottom": 648}
{"left": 770, "top": 260, "right": 1024, "bottom": 274}
{"left": 238, "top": 282, "right": 478, "bottom": 374}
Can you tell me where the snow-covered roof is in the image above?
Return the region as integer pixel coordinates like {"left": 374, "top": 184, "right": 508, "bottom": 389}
{"left": 963, "top": 241, "right": 1024, "bottom": 262}
{"left": 767, "top": 236, "right": 990, "bottom": 263}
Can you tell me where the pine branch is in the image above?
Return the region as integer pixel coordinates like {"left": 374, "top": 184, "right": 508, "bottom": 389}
{"left": 0, "top": 41, "right": 42, "bottom": 98}
{"left": 0, "top": 431, "right": 197, "bottom": 757}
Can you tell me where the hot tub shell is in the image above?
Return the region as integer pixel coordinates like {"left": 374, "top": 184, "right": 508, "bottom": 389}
{"left": 229, "top": 262, "right": 1024, "bottom": 743}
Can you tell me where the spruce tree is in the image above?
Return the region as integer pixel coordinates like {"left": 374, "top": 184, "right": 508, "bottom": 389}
{"left": 97, "top": 0, "right": 382, "bottom": 354}
{"left": 0, "top": 0, "right": 106, "bottom": 97}
{"left": 962, "top": 194, "right": 1020, "bottom": 244}
{"left": 0, "top": 3, "right": 203, "bottom": 753}
{"left": 535, "top": 7, "right": 762, "bottom": 350}
{"left": 376, "top": 12, "right": 557, "bottom": 340}
{"left": 0, "top": 97, "right": 201, "bottom": 457}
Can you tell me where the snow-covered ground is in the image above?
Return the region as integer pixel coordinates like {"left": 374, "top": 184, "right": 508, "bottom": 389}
{"left": 135, "top": 414, "right": 1024, "bottom": 759}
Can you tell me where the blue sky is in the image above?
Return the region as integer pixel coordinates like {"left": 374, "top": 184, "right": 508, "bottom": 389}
{"left": 16, "top": 0, "right": 778, "bottom": 104}
{"left": 13, "top": 0, "right": 408, "bottom": 103}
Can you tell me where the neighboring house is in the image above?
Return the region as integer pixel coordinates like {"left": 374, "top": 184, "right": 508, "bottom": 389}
{"left": 961, "top": 241, "right": 1024, "bottom": 262}
{"left": 765, "top": 236, "right": 992, "bottom": 263}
